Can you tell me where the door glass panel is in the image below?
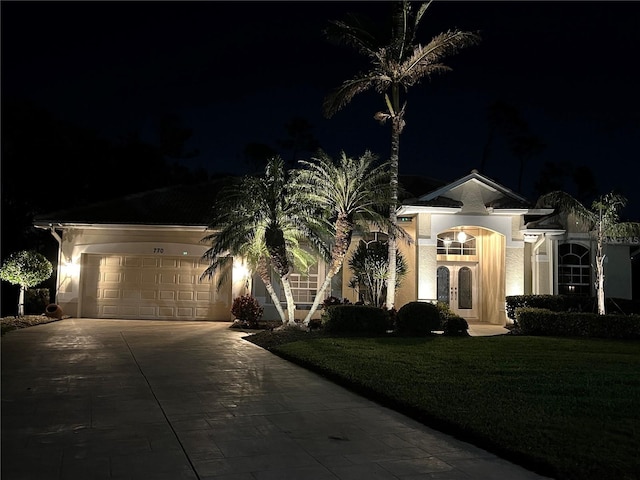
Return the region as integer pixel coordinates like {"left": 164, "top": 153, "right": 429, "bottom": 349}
{"left": 458, "top": 266, "right": 472, "bottom": 309}
{"left": 437, "top": 266, "right": 450, "bottom": 305}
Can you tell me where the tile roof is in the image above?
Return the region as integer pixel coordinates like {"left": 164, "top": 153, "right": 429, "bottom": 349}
{"left": 33, "top": 178, "right": 233, "bottom": 227}
{"left": 33, "top": 175, "right": 447, "bottom": 228}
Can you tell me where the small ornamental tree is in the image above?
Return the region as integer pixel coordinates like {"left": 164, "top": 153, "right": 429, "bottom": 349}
{"left": 537, "top": 191, "right": 640, "bottom": 315}
{"left": 0, "top": 250, "right": 53, "bottom": 316}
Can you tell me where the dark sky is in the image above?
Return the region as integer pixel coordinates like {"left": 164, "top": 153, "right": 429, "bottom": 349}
{"left": 3, "top": 1, "right": 640, "bottom": 215}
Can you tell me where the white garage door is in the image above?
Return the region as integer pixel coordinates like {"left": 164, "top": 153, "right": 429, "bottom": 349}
{"left": 81, "top": 254, "right": 231, "bottom": 320}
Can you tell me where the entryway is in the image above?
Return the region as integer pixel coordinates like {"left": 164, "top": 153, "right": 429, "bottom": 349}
{"left": 437, "top": 263, "right": 479, "bottom": 322}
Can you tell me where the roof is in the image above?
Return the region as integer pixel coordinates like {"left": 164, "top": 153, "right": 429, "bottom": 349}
{"left": 403, "top": 170, "right": 533, "bottom": 210}
{"left": 32, "top": 171, "right": 545, "bottom": 229}
{"left": 32, "top": 174, "right": 448, "bottom": 228}
{"left": 33, "top": 178, "right": 233, "bottom": 227}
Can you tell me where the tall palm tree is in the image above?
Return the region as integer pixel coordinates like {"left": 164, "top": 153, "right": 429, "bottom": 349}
{"left": 323, "top": 0, "right": 480, "bottom": 310}
{"left": 201, "top": 157, "right": 325, "bottom": 326}
{"left": 290, "top": 149, "right": 398, "bottom": 325}
{"left": 536, "top": 191, "right": 640, "bottom": 315}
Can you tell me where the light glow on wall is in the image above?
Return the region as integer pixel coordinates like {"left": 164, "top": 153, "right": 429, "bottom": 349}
{"left": 61, "top": 260, "right": 80, "bottom": 278}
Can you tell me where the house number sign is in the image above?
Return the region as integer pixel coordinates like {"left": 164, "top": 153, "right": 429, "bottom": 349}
{"left": 153, "top": 248, "right": 165, "bottom": 254}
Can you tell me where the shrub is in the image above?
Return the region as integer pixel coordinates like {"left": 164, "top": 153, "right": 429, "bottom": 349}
{"left": 442, "top": 315, "right": 469, "bottom": 336}
{"left": 516, "top": 307, "right": 640, "bottom": 339}
{"left": 322, "top": 296, "right": 349, "bottom": 308}
{"left": 322, "top": 305, "right": 388, "bottom": 335}
{"left": 231, "top": 295, "right": 263, "bottom": 328}
{"left": 25, "top": 288, "right": 50, "bottom": 315}
{"left": 396, "top": 301, "right": 440, "bottom": 336}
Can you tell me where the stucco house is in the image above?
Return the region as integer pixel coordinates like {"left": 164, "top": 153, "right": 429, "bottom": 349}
{"left": 34, "top": 170, "right": 638, "bottom": 325}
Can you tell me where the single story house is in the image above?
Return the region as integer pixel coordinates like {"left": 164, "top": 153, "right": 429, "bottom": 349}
{"left": 34, "top": 170, "right": 639, "bottom": 325}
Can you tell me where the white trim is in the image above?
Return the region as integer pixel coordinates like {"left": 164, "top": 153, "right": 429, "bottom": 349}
{"left": 35, "top": 223, "right": 210, "bottom": 233}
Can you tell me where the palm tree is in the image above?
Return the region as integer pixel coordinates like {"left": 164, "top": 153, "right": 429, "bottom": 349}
{"left": 290, "top": 149, "right": 398, "bottom": 326}
{"left": 536, "top": 191, "right": 640, "bottom": 315}
{"left": 348, "top": 239, "right": 408, "bottom": 307}
{"left": 201, "top": 157, "right": 325, "bottom": 326}
{"left": 323, "top": 0, "right": 480, "bottom": 310}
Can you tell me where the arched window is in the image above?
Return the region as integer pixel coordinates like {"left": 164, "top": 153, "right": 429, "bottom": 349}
{"left": 558, "top": 243, "right": 591, "bottom": 296}
{"left": 437, "top": 231, "right": 476, "bottom": 256}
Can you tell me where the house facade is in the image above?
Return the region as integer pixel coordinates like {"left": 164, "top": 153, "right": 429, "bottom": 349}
{"left": 34, "top": 171, "right": 638, "bottom": 324}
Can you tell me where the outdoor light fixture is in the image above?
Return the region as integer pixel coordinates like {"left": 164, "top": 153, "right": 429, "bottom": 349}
{"left": 443, "top": 237, "right": 452, "bottom": 254}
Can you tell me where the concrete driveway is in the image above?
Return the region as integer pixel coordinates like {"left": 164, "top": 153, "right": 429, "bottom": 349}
{"left": 1, "top": 319, "right": 547, "bottom": 480}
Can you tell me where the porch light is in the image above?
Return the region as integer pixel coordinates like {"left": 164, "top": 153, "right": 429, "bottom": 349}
{"left": 443, "top": 237, "right": 452, "bottom": 254}
{"left": 457, "top": 230, "right": 467, "bottom": 243}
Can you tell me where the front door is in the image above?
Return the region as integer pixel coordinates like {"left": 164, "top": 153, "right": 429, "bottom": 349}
{"left": 436, "top": 263, "right": 479, "bottom": 321}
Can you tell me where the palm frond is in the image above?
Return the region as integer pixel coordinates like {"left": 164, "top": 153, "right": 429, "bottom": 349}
{"left": 536, "top": 191, "right": 596, "bottom": 226}
{"left": 323, "top": 73, "right": 383, "bottom": 118}
{"left": 325, "top": 14, "right": 379, "bottom": 58}
{"left": 605, "top": 221, "right": 640, "bottom": 237}
{"left": 399, "top": 30, "right": 480, "bottom": 83}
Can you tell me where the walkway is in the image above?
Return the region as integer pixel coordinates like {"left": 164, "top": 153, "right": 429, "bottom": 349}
{"left": 1, "top": 319, "right": 548, "bottom": 479}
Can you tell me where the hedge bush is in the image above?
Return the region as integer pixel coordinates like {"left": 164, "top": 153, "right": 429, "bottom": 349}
{"left": 506, "top": 295, "right": 640, "bottom": 322}
{"left": 516, "top": 307, "right": 640, "bottom": 339}
{"left": 322, "top": 305, "right": 389, "bottom": 335}
{"left": 396, "top": 301, "right": 440, "bottom": 336}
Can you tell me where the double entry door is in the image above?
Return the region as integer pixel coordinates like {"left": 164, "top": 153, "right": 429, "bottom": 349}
{"left": 436, "top": 262, "right": 478, "bottom": 321}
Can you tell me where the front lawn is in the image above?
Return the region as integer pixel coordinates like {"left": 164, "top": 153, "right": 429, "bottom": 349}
{"left": 246, "top": 332, "right": 640, "bottom": 480}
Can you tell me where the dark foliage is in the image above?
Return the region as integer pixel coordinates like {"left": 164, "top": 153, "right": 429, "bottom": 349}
{"left": 322, "top": 304, "right": 389, "bottom": 335}
{"left": 231, "top": 295, "right": 264, "bottom": 328}
{"left": 396, "top": 301, "right": 440, "bottom": 336}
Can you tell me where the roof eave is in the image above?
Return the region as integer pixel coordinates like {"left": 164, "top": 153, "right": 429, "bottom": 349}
{"left": 34, "top": 222, "right": 210, "bottom": 232}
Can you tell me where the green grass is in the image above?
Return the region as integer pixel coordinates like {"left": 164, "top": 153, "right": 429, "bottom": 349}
{"left": 252, "top": 333, "right": 640, "bottom": 480}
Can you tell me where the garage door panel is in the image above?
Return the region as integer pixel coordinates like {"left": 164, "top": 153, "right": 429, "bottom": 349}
{"left": 159, "top": 290, "right": 175, "bottom": 300}
{"left": 104, "top": 272, "right": 122, "bottom": 283}
{"left": 124, "top": 257, "right": 142, "bottom": 267}
{"left": 123, "top": 271, "right": 141, "bottom": 283}
{"left": 142, "top": 258, "right": 159, "bottom": 268}
{"left": 103, "top": 289, "right": 120, "bottom": 299}
{"left": 137, "top": 307, "right": 153, "bottom": 316}
{"left": 196, "top": 291, "right": 211, "bottom": 301}
{"left": 159, "top": 274, "right": 177, "bottom": 284}
{"left": 82, "top": 254, "right": 231, "bottom": 320}
{"left": 104, "top": 257, "right": 122, "bottom": 267}
{"left": 178, "top": 291, "right": 194, "bottom": 301}
{"left": 178, "top": 274, "right": 196, "bottom": 284}
{"left": 177, "top": 308, "right": 195, "bottom": 317}
{"left": 160, "top": 258, "right": 179, "bottom": 268}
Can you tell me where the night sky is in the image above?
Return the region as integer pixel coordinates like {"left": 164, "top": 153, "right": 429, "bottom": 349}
{"left": 3, "top": 1, "right": 640, "bottom": 216}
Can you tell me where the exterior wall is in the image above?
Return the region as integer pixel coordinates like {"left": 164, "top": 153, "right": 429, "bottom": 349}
{"left": 505, "top": 247, "right": 524, "bottom": 297}
{"left": 603, "top": 244, "right": 633, "bottom": 299}
{"left": 395, "top": 218, "right": 418, "bottom": 309}
{"left": 54, "top": 227, "right": 239, "bottom": 320}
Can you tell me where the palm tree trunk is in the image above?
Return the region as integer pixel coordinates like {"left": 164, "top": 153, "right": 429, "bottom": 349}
{"left": 385, "top": 117, "right": 401, "bottom": 310}
{"left": 281, "top": 275, "right": 297, "bottom": 325}
{"left": 596, "top": 219, "right": 606, "bottom": 315}
{"left": 303, "top": 214, "right": 353, "bottom": 325}
{"left": 256, "top": 258, "right": 287, "bottom": 323}
{"left": 596, "top": 254, "right": 606, "bottom": 315}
